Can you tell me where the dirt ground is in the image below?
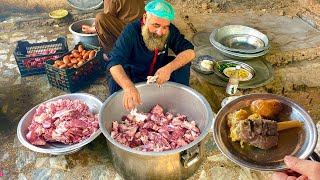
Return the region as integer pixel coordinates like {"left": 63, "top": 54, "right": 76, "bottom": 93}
{"left": 172, "top": 0, "right": 312, "bottom": 15}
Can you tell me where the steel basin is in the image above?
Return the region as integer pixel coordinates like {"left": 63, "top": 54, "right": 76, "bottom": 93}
{"left": 17, "top": 93, "right": 103, "bottom": 155}
{"left": 213, "top": 93, "right": 317, "bottom": 171}
{"left": 210, "top": 25, "right": 270, "bottom": 54}
{"left": 69, "top": 18, "right": 100, "bottom": 47}
{"left": 99, "top": 82, "right": 214, "bottom": 180}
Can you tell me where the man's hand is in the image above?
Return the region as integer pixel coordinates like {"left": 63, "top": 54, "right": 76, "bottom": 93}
{"left": 154, "top": 66, "right": 172, "bottom": 85}
{"left": 123, "top": 86, "right": 142, "bottom": 111}
{"left": 81, "top": 25, "right": 96, "bottom": 34}
{"left": 272, "top": 156, "right": 320, "bottom": 180}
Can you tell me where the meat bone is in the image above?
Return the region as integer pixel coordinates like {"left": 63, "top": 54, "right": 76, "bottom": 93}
{"left": 277, "top": 120, "right": 303, "bottom": 131}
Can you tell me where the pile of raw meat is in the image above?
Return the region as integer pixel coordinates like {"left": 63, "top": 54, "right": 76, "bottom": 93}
{"left": 26, "top": 99, "right": 99, "bottom": 146}
{"left": 111, "top": 105, "right": 201, "bottom": 152}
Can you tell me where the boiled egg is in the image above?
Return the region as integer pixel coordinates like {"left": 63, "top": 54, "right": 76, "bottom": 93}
{"left": 200, "top": 60, "right": 214, "bottom": 70}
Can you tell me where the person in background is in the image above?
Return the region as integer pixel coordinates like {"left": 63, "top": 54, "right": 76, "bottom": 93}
{"left": 272, "top": 155, "right": 320, "bottom": 180}
{"left": 105, "top": 0, "right": 195, "bottom": 110}
{"left": 82, "top": 0, "right": 146, "bottom": 53}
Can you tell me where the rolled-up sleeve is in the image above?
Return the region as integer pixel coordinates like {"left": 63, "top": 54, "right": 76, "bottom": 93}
{"left": 168, "top": 24, "right": 194, "bottom": 55}
{"left": 105, "top": 24, "right": 134, "bottom": 70}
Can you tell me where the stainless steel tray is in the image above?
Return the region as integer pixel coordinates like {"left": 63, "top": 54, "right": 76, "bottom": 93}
{"left": 210, "top": 25, "right": 270, "bottom": 54}
{"left": 193, "top": 45, "right": 274, "bottom": 89}
{"left": 191, "top": 31, "right": 212, "bottom": 47}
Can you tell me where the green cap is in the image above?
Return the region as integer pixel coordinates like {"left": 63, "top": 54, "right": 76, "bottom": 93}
{"left": 145, "top": 0, "right": 175, "bottom": 21}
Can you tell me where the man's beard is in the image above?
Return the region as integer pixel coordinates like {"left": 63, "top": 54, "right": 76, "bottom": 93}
{"left": 141, "top": 25, "right": 169, "bottom": 52}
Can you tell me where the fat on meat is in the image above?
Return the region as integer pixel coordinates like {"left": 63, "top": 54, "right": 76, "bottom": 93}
{"left": 26, "top": 99, "right": 99, "bottom": 145}
{"left": 111, "top": 104, "right": 201, "bottom": 152}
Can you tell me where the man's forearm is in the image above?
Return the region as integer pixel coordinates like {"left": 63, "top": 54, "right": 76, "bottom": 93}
{"left": 165, "top": 49, "right": 195, "bottom": 72}
{"left": 110, "top": 65, "right": 135, "bottom": 90}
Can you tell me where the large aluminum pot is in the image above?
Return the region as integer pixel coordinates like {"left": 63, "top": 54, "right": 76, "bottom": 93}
{"left": 69, "top": 18, "right": 100, "bottom": 47}
{"left": 99, "top": 82, "right": 214, "bottom": 180}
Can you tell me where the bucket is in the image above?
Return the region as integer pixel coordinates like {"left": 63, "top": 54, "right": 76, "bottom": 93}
{"left": 69, "top": 18, "right": 100, "bottom": 47}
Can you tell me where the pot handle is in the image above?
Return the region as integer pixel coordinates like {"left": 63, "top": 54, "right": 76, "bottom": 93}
{"left": 308, "top": 152, "right": 320, "bottom": 162}
{"left": 181, "top": 145, "right": 200, "bottom": 168}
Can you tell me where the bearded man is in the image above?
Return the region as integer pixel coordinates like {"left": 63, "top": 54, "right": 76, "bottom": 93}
{"left": 82, "top": 0, "right": 145, "bottom": 53}
{"left": 105, "top": 0, "right": 195, "bottom": 110}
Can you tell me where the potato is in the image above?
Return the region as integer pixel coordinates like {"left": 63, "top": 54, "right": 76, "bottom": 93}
{"left": 81, "top": 50, "right": 87, "bottom": 56}
{"left": 63, "top": 56, "right": 70, "bottom": 64}
{"left": 78, "top": 45, "right": 84, "bottom": 53}
{"left": 77, "top": 60, "right": 84, "bottom": 67}
{"left": 89, "top": 50, "right": 96, "bottom": 59}
{"left": 59, "top": 64, "right": 67, "bottom": 68}
{"left": 250, "top": 99, "right": 283, "bottom": 119}
{"left": 55, "top": 60, "right": 63, "bottom": 66}
{"left": 53, "top": 63, "right": 59, "bottom": 68}
{"left": 67, "top": 63, "right": 74, "bottom": 67}
{"left": 72, "top": 49, "right": 79, "bottom": 54}
{"left": 73, "top": 52, "right": 80, "bottom": 58}
{"left": 83, "top": 51, "right": 90, "bottom": 60}
{"left": 73, "top": 64, "right": 78, "bottom": 68}
{"left": 71, "top": 59, "right": 78, "bottom": 64}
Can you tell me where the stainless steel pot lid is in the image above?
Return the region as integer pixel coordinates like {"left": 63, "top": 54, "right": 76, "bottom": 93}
{"left": 191, "top": 31, "right": 212, "bottom": 47}
{"left": 192, "top": 45, "right": 274, "bottom": 89}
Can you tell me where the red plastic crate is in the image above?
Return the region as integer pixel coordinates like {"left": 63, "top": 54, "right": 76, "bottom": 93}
{"left": 14, "top": 37, "right": 68, "bottom": 77}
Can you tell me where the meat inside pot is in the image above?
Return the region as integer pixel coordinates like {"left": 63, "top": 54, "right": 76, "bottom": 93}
{"left": 111, "top": 104, "right": 201, "bottom": 152}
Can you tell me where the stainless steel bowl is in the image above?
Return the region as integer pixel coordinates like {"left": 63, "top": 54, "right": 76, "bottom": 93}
{"left": 69, "top": 18, "right": 100, "bottom": 47}
{"left": 213, "top": 93, "right": 317, "bottom": 171}
{"left": 17, "top": 93, "right": 103, "bottom": 155}
{"left": 213, "top": 44, "right": 269, "bottom": 60}
{"left": 210, "top": 25, "right": 270, "bottom": 54}
{"left": 99, "top": 82, "right": 214, "bottom": 179}
{"left": 213, "top": 60, "right": 255, "bottom": 82}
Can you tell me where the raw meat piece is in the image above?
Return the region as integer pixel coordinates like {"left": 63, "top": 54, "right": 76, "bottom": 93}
{"left": 111, "top": 104, "right": 201, "bottom": 152}
{"left": 26, "top": 99, "right": 99, "bottom": 145}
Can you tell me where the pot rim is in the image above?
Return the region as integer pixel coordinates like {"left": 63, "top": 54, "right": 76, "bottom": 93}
{"left": 69, "top": 18, "right": 97, "bottom": 37}
{"left": 99, "top": 82, "right": 214, "bottom": 155}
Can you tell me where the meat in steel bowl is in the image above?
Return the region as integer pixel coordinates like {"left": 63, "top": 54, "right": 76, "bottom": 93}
{"left": 213, "top": 93, "right": 317, "bottom": 171}
{"left": 17, "top": 93, "right": 102, "bottom": 155}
